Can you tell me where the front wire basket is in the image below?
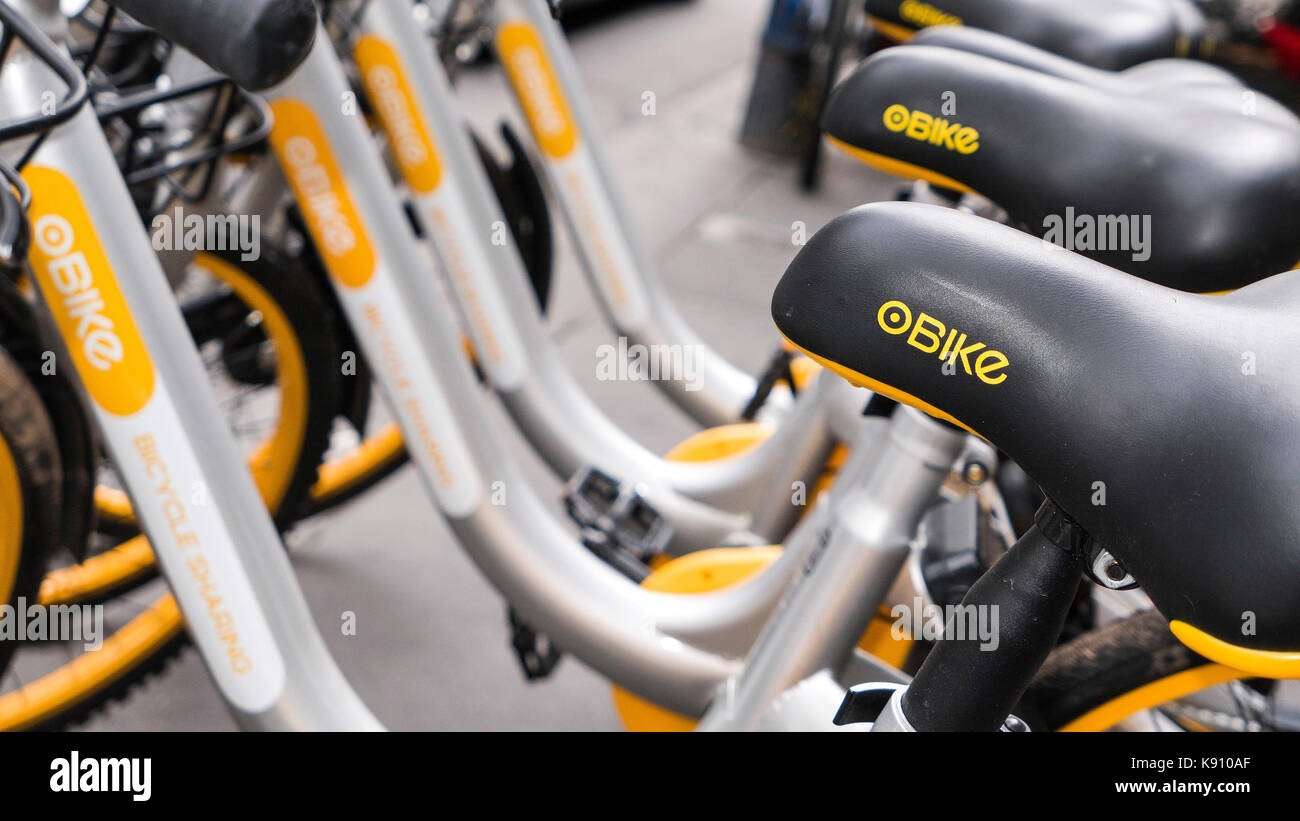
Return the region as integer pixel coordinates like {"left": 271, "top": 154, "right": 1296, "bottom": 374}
{"left": 0, "top": 0, "right": 91, "bottom": 272}
{"left": 69, "top": 1, "right": 273, "bottom": 221}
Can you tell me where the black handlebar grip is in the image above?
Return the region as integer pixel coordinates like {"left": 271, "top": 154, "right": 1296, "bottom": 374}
{"left": 107, "top": 0, "right": 318, "bottom": 91}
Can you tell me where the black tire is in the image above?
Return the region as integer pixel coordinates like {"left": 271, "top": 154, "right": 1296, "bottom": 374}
{"left": 1020, "top": 610, "right": 1222, "bottom": 731}
{"left": 27, "top": 624, "right": 189, "bottom": 732}
{"left": 0, "top": 275, "right": 95, "bottom": 564}
{"left": 0, "top": 346, "right": 62, "bottom": 677}
{"left": 285, "top": 236, "right": 412, "bottom": 519}
{"left": 198, "top": 246, "right": 344, "bottom": 528}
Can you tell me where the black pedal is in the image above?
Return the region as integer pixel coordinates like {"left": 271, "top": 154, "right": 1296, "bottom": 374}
{"left": 508, "top": 608, "right": 562, "bottom": 681}
{"left": 564, "top": 467, "right": 673, "bottom": 582}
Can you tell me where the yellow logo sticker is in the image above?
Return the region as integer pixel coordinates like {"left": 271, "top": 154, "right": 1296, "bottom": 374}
{"left": 882, "top": 104, "right": 980, "bottom": 154}
{"left": 878, "top": 299, "right": 1008, "bottom": 385}
{"left": 24, "top": 166, "right": 156, "bottom": 416}
{"left": 269, "top": 100, "right": 376, "bottom": 288}
{"left": 898, "top": 0, "right": 961, "bottom": 28}
{"left": 496, "top": 22, "right": 578, "bottom": 159}
{"left": 353, "top": 35, "right": 443, "bottom": 195}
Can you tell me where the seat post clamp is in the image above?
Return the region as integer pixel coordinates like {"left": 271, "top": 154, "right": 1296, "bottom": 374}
{"left": 1032, "top": 498, "right": 1089, "bottom": 564}
{"left": 1031, "top": 497, "right": 1139, "bottom": 590}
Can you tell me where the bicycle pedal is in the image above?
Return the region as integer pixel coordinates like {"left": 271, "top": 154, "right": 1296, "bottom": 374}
{"left": 564, "top": 467, "right": 673, "bottom": 581}
{"left": 507, "top": 608, "right": 563, "bottom": 681}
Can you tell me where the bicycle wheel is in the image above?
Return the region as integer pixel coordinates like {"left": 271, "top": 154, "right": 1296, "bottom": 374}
{"left": 0, "top": 346, "right": 62, "bottom": 678}
{"left": 1021, "top": 610, "right": 1258, "bottom": 732}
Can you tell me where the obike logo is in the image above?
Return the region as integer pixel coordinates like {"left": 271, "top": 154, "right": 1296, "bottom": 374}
{"left": 496, "top": 22, "right": 577, "bottom": 159}
{"left": 882, "top": 104, "right": 980, "bottom": 155}
{"left": 353, "top": 35, "right": 443, "bottom": 194}
{"left": 268, "top": 100, "right": 376, "bottom": 288}
{"left": 23, "top": 166, "right": 155, "bottom": 416}
{"left": 898, "top": 0, "right": 961, "bottom": 27}
{"left": 877, "top": 299, "right": 1009, "bottom": 385}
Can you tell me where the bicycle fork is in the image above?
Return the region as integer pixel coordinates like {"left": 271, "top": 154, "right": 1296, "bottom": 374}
{"left": 2, "top": 0, "right": 379, "bottom": 730}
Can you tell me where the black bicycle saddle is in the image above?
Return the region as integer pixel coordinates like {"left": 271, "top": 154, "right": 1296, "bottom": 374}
{"left": 865, "top": 0, "right": 1203, "bottom": 68}
{"left": 773, "top": 201, "right": 1300, "bottom": 670}
{"left": 907, "top": 26, "right": 1254, "bottom": 94}
{"left": 823, "top": 36, "right": 1300, "bottom": 293}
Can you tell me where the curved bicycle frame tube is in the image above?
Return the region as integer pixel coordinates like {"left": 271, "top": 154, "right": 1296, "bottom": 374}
{"left": 3, "top": 0, "right": 379, "bottom": 731}
{"left": 699, "top": 408, "right": 971, "bottom": 730}
{"left": 486, "top": 0, "right": 776, "bottom": 429}
{"left": 350, "top": 0, "right": 843, "bottom": 552}
{"left": 264, "top": 29, "right": 855, "bottom": 716}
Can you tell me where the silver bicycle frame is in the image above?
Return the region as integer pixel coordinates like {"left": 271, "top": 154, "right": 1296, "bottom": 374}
{"left": 255, "top": 6, "right": 992, "bottom": 722}
{"left": 487, "top": 0, "right": 775, "bottom": 428}
{"left": 349, "top": 0, "right": 853, "bottom": 552}
{"left": 264, "top": 26, "right": 835, "bottom": 716}
{"left": 0, "top": 0, "right": 379, "bottom": 730}
{"left": 699, "top": 408, "right": 974, "bottom": 730}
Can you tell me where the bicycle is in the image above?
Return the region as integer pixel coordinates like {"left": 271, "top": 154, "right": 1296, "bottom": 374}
{"left": 0, "top": 0, "right": 364, "bottom": 728}
{"left": 0, "top": 0, "right": 378, "bottom": 730}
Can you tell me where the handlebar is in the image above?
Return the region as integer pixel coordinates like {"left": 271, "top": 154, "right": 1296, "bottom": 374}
{"left": 106, "top": 0, "right": 317, "bottom": 91}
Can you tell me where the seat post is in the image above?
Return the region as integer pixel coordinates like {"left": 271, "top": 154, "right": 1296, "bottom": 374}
{"left": 697, "top": 405, "right": 973, "bottom": 730}
{"left": 884, "top": 500, "right": 1086, "bottom": 731}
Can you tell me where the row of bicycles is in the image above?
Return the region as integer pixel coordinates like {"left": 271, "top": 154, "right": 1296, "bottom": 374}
{"left": 0, "top": 0, "right": 1294, "bottom": 732}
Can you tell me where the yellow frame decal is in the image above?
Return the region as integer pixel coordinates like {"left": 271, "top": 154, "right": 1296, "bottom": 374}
{"left": 24, "top": 166, "right": 156, "bottom": 417}
{"left": 353, "top": 35, "right": 444, "bottom": 195}
{"left": 496, "top": 21, "right": 578, "bottom": 160}
{"left": 269, "top": 100, "right": 377, "bottom": 289}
